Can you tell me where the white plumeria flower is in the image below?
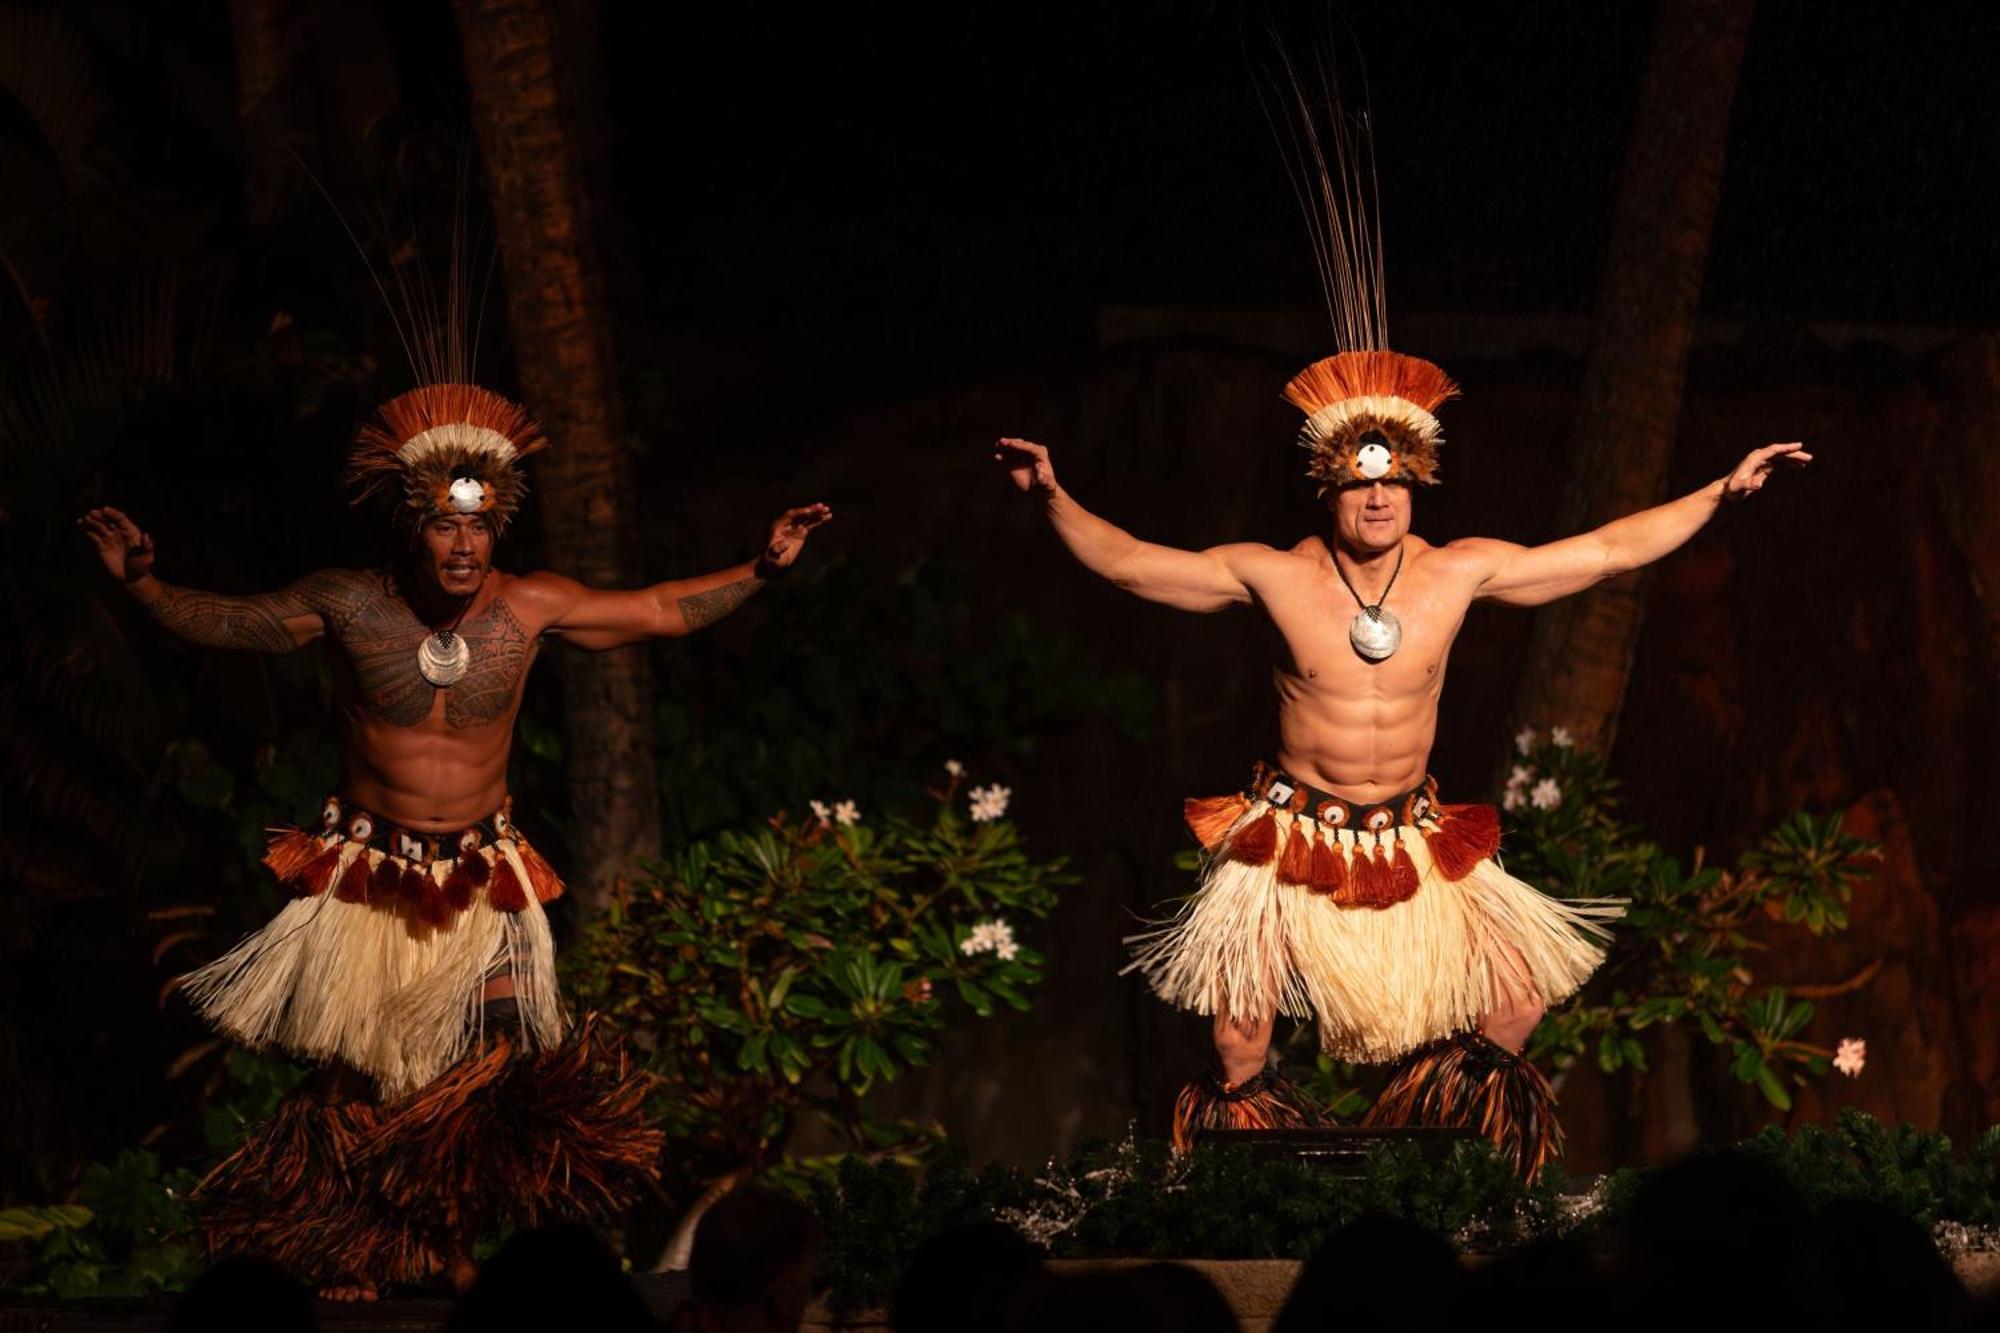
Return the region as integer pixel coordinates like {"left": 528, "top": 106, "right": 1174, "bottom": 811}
{"left": 1834, "top": 1037, "right": 1867, "bottom": 1078}
{"left": 969, "top": 784, "right": 1012, "bottom": 823}
{"left": 960, "top": 918, "right": 1014, "bottom": 958}
{"left": 1530, "top": 777, "right": 1563, "bottom": 811}
{"left": 1515, "top": 726, "right": 1538, "bottom": 755}
{"left": 833, "top": 799, "right": 860, "bottom": 826}
{"left": 1550, "top": 726, "right": 1574, "bottom": 748}
{"left": 1502, "top": 786, "right": 1525, "bottom": 812}
{"left": 1506, "top": 765, "right": 1533, "bottom": 790}
{"left": 808, "top": 799, "right": 832, "bottom": 827}
{"left": 945, "top": 759, "right": 965, "bottom": 777}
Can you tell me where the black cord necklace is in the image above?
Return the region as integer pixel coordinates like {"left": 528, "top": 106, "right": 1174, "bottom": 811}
{"left": 396, "top": 572, "right": 477, "bottom": 688}
{"left": 1333, "top": 541, "right": 1405, "bottom": 661}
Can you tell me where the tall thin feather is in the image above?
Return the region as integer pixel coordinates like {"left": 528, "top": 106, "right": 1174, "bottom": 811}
{"left": 1249, "top": 16, "right": 1388, "bottom": 353}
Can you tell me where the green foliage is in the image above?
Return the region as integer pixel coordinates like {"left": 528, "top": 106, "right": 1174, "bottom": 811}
{"left": 1283, "top": 1035, "right": 1372, "bottom": 1121}
{"left": 0, "top": 1151, "right": 201, "bottom": 1298}
{"left": 1504, "top": 734, "right": 1879, "bottom": 1113}
{"left": 198, "top": 1049, "right": 309, "bottom": 1154}
{"left": 569, "top": 778, "right": 1072, "bottom": 1183}
{"left": 810, "top": 1136, "right": 1554, "bottom": 1311}
{"left": 807, "top": 1113, "right": 2000, "bottom": 1312}
{"left": 809, "top": 1149, "right": 1029, "bottom": 1313}
{"left": 1742, "top": 1109, "right": 1997, "bottom": 1226}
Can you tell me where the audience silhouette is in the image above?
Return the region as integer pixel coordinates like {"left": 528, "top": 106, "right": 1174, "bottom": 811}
{"left": 666, "top": 1185, "right": 823, "bottom": 1333}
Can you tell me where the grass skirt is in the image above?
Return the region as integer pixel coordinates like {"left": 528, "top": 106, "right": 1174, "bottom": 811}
{"left": 1127, "top": 794, "right": 1623, "bottom": 1064}
{"left": 180, "top": 829, "right": 566, "bottom": 1099}
{"left": 192, "top": 1017, "right": 662, "bottom": 1286}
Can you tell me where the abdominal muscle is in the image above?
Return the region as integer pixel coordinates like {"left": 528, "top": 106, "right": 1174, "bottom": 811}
{"left": 1272, "top": 665, "right": 1443, "bottom": 802}
{"left": 337, "top": 706, "right": 516, "bottom": 832}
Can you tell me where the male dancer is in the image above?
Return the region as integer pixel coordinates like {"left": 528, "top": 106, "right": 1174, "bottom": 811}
{"left": 81, "top": 382, "right": 829, "bottom": 1295}
{"left": 996, "top": 395, "right": 1806, "bottom": 1172}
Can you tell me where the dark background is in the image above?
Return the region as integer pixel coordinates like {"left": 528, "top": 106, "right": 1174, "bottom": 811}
{"left": 5, "top": 0, "right": 1999, "bottom": 1193}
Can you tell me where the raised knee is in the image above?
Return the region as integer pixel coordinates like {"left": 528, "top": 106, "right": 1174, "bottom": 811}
{"left": 1213, "top": 1013, "right": 1272, "bottom": 1062}
{"left": 1492, "top": 992, "right": 1545, "bottom": 1035}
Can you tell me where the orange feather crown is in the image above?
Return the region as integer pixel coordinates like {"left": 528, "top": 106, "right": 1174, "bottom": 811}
{"left": 1284, "top": 350, "right": 1460, "bottom": 488}
{"left": 347, "top": 384, "right": 548, "bottom": 530}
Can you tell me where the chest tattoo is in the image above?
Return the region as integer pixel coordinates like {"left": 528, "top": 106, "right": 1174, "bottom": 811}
{"left": 445, "top": 597, "right": 534, "bottom": 727}
{"left": 333, "top": 583, "right": 535, "bottom": 728}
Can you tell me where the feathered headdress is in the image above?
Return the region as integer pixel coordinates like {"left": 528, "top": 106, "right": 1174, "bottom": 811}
{"left": 347, "top": 383, "right": 548, "bottom": 531}
{"left": 1258, "top": 37, "right": 1459, "bottom": 486}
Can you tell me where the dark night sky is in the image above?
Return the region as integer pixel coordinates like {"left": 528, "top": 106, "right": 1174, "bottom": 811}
{"left": 580, "top": 1, "right": 2000, "bottom": 436}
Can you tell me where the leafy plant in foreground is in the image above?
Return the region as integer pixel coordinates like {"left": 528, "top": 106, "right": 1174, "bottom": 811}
{"left": 569, "top": 768, "right": 1072, "bottom": 1196}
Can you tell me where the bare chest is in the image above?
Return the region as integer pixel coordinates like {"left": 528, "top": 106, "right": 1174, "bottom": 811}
{"left": 1260, "top": 563, "right": 1470, "bottom": 698}
{"left": 332, "top": 591, "right": 538, "bottom": 729}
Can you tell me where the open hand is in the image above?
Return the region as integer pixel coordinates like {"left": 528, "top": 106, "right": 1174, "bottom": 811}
{"left": 77, "top": 506, "right": 155, "bottom": 582}
{"left": 1723, "top": 442, "right": 1812, "bottom": 500}
{"left": 760, "top": 503, "right": 832, "bottom": 572}
{"left": 994, "top": 438, "right": 1058, "bottom": 497}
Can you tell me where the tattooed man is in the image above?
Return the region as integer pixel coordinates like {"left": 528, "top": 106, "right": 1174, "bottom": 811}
{"left": 79, "top": 384, "right": 830, "bottom": 1298}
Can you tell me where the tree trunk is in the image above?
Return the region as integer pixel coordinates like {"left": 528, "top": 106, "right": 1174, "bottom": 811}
{"left": 1508, "top": 0, "right": 1755, "bottom": 755}
{"left": 226, "top": 0, "right": 312, "bottom": 227}
{"left": 455, "top": 0, "right": 659, "bottom": 911}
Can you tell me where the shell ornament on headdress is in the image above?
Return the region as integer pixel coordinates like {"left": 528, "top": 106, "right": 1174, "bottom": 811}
{"left": 346, "top": 383, "right": 549, "bottom": 531}
{"left": 1259, "top": 40, "right": 1459, "bottom": 488}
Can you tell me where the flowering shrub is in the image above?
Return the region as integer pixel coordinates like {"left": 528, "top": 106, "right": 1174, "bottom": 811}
{"left": 1504, "top": 731, "right": 1881, "bottom": 1111}
{"left": 567, "top": 766, "right": 1071, "bottom": 1193}
{"left": 809, "top": 1110, "right": 2000, "bottom": 1311}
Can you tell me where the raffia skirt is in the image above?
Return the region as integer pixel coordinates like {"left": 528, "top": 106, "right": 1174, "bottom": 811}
{"left": 179, "top": 795, "right": 568, "bottom": 1099}
{"left": 1126, "top": 764, "right": 1623, "bottom": 1064}
{"left": 179, "top": 796, "right": 661, "bottom": 1283}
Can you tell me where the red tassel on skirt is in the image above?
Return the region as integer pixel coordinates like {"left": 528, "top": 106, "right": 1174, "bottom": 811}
{"left": 331, "top": 853, "right": 374, "bottom": 904}
{"left": 515, "top": 840, "right": 565, "bottom": 904}
{"left": 1276, "top": 822, "right": 1314, "bottom": 888}
{"left": 1307, "top": 829, "right": 1348, "bottom": 897}
{"left": 294, "top": 842, "right": 346, "bottom": 898}
{"left": 1387, "top": 838, "right": 1421, "bottom": 905}
{"left": 488, "top": 855, "right": 529, "bottom": 913}
{"left": 1423, "top": 803, "right": 1501, "bottom": 882}
{"left": 441, "top": 857, "right": 478, "bottom": 915}
{"left": 1184, "top": 794, "right": 1251, "bottom": 850}
{"left": 262, "top": 831, "right": 324, "bottom": 883}
{"left": 1225, "top": 811, "right": 1279, "bottom": 867}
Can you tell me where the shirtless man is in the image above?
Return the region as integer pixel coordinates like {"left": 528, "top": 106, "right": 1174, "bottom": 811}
{"left": 996, "top": 410, "right": 1807, "bottom": 1170}
{"left": 76, "top": 505, "right": 827, "bottom": 834}
{"left": 79, "top": 383, "right": 829, "bottom": 1296}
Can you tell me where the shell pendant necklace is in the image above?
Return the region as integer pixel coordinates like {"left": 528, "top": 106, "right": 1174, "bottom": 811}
{"left": 1334, "top": 541, "right": 1405, "bottom": 662}
{"left": 414, "top": 583, "right": 476, "bottom": 688}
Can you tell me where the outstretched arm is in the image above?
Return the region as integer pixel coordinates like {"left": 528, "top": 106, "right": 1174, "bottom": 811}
{"left": 79, "top": 506, "right": 336, "bottom": 652}
{"left": 994, "top": 437, "right": 1258, "bottom": 612}
{"left": 528, "top": 504, "right": 831, "bottom": 649}
{"left": 1462, "top": 442, "right": 1812, "bottom": 607}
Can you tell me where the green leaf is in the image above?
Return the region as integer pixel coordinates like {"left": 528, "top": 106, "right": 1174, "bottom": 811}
{"left": 783, "top": 991, "right": 830, "bottom": 1019}
{"left": 955, "top": 979, "right": 993, "bottom": 1017}
{"left": 1754, "top": 1064, "right": 1793, "bottom": 1111}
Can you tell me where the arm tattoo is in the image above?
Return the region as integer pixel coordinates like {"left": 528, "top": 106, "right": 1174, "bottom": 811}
{"left": 675, "top": 576, "right": 765, "bottom": 632}
{"left": 142, "top": 570, "right": 364, "bottom": 654}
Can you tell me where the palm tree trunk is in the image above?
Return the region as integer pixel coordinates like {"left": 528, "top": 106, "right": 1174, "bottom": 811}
{"left": 1509, "top": 0, "right": 1755, "bottom": 755}
{"left": 455, "top": 0, "right": 659, "bottom": 911}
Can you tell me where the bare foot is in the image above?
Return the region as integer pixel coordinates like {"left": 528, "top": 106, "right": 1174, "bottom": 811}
{"left": 319, "top": 1282, "right": 379, "bottom": 1302}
